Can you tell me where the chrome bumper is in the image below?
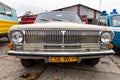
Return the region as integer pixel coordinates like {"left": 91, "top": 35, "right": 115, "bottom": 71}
{"left": 7, "top": 50, "right": 114, "bottom": 57}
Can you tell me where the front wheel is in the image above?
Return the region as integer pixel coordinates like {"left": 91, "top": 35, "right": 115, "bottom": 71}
{"left": 113, "top": 46, "right": 120, "bottom": 55}
{"left": 20, "top": 59, "right": 34, "bottom": 68}
{"left": 83, "top": 58, "right": 100, "bottom": 66}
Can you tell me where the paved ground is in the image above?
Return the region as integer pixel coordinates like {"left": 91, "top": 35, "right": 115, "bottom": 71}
{"left": 0, "top": 38, "right": 120, "bottom": 80}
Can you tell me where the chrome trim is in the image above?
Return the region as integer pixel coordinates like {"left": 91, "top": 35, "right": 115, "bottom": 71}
{"left": 100, "top": 31, "right": 113, "bottom": 44}
{"left": 7, "top": 50, "right": 114, "bottom": 57}
{"left": 23, "top": 43, "right": 99, "bottom": 46}
{"left": 16, "top": 56, "right": 103, "bottom": 59}
{"left": 24, "top": 29, "right": 100, "bottom": 44}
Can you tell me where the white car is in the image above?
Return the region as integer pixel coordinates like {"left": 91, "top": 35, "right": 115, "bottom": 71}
{"left": 7, "top": 11, "right": 114, "bottom": 67}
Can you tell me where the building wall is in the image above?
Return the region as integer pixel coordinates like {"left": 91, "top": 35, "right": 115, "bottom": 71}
{"left": 96, "top": 11, "right": 101, "bottom": 18}
{"left": 59, "top": 6, "right": 78, "bottom": 13}
{"left": 80, "top": 6, "right": 94, "bottom": 19}
{"left": 55, "top": 5, "right": 101, "bottom": 19}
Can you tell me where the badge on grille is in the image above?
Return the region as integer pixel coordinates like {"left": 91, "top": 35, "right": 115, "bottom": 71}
{"left": 61, "top": 31, "right": 66, "bottom": 36}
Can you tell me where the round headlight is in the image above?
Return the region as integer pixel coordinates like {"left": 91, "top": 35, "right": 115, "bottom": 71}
{"left": 12, "top": 31, "right": 23, "bottom": 43}
{"left": 101, "top": 32, "right": 112, "bottom": 44}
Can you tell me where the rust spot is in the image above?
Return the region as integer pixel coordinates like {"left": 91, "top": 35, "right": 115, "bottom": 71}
{"left": 20, "top": 73, "right": 31, "bottom": 78}
{"left": 54, "top": 76, "right": 59, "bottom": 80}
{"left": 26, "top": 73, "right": 39, "bottom": 80}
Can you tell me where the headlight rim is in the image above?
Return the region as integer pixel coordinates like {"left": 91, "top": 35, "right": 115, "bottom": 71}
{"left": 10, "top": 30, "right": 24, "bottom": 44}
{"left": 100, "top": 31, "right": 113, "bottom": 44}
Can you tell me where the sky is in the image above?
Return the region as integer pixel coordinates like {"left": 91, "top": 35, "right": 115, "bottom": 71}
{"left": 1, "top": 0, "right": 120, "bottom": 16}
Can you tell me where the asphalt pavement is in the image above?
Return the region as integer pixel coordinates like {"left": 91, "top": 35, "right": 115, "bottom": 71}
{"left": 0, "top": 38, "right": 120, "bottom": 80}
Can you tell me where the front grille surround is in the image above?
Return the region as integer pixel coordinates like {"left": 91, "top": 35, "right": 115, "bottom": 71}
{"left": 24, "top": 29, "right": 100, "bottom": 45}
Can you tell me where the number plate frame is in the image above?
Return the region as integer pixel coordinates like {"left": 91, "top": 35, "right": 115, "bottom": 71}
{"left": 49, "top": 57, "right": 78, "bottom": 63}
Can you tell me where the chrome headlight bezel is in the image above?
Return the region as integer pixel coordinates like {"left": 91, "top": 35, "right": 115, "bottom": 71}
{"left": 100, "top": 31, "right": 113, "bottom": 44}
{"left": 10, "top": 30, "right": 24, "bottom": 44}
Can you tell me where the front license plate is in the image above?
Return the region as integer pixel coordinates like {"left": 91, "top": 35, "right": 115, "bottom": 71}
{"left": 49, "top": 57, "right": 78, "bottom": 63}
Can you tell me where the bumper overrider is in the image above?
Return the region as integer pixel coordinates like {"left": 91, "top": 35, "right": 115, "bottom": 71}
{"left": 7, "top": 50, "right": 114, "bottom": 57}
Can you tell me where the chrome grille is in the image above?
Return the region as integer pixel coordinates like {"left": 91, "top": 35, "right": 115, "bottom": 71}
{"left": 25, "top": 29, "right": 99, "bottom": 44}
{"left": 64, "top": 30, "right": 99, "bottom": 44}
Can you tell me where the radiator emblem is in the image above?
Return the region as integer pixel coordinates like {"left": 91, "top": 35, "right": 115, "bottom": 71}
{"left": 61, "top": 31, "right": 66, "bottom": 36}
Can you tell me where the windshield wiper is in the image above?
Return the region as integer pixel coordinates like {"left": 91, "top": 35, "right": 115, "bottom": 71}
{"left": 39, "top": 18, "right": 69, "bottom": 22}
{"left": 51, "top": 18, "right": 68, "bottom": 22}
{"left": 39, "top": 18, "right": 50, "bottom": 21}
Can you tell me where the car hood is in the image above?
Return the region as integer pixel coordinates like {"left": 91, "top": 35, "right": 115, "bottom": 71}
{"left": 10, "top": 22, "right": 111, "bottom": 31}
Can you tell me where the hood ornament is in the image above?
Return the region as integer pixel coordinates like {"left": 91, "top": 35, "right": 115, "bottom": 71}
{"left": 61, "top": 30, "right": 66, "bottom": 45}
{"left": 61, "top": 31, "right": 66, "bottom": 35}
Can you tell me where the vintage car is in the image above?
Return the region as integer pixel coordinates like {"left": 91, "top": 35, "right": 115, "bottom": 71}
{"left": 7, "top": 11, "right": 114, "bottom": 67}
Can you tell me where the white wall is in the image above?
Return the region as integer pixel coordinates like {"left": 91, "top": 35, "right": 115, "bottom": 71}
{"left": 60, "top": 6, "right": 78, "bottom": 13}
{"left": 80, "top": 6, "right": 94, "bottom": 18}
{"left": 57, "top": 5, "right": 101, "bottom": 19}
{"left": 96, "top": 11, "right": 101, "bottom": 18}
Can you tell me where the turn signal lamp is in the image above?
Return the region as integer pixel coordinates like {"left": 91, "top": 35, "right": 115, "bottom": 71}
{"left": 110, "top": 9, "right": 118, "bottom": 14}
{"left": 109, "top": 44, "right": 113, "bottom": 49}
{"left": 8, "top": 43, "right": 13, "bottom": 50}
{"left": 101, "top": 11, "right": 108, "bottom": 16}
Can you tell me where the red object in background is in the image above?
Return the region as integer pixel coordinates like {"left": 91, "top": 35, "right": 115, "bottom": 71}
{"left": 85, "top": 20, "right": 88, "bottom": 24}
{"left": 21, "top": 17, "right": 36, "bottom": 24}
{"left": 80, "top": 15, "right": 89, "bottom": 24}
{"left": 20, "top": 11, "right": 37, "bottom": 24}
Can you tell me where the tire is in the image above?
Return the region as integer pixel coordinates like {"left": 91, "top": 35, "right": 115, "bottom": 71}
{"left": 113, "top": 46, "right": 120, "bottom": 55}
{"left": 84, "top": 58, "right": 100, "bottom": 66}
{"left": 7, "top": 36, "right": 10, "bottom": 43}
{"left": 20, "top": 59, "right": 34, "bottom": 68}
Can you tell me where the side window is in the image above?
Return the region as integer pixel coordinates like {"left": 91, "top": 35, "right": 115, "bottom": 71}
{"left": 98, "top": 17, "right": 107, "bottom": 26}
{"left": 112, "top": 16, "right": 120, "bottom": 26}
{"left": 0, "top": 3, "right": 5, "bottom": 15}
{"left": 5, "top": 6, "right": 12, "bottom": 17}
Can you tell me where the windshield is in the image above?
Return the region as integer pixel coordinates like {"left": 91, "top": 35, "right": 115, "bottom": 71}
{"left": 35, "top": 12, "right": 82, "bottom": 23}
{"left": 112, "top": 15, "right": 120, "bottom": 26}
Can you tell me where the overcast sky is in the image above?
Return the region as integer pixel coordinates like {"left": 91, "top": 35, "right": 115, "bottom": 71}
{"left": 1, "top": 0, "right": 120, "bottom": 16}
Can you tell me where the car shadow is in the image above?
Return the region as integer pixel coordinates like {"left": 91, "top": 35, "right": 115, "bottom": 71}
{"left": 0, "top": 37, "right": 9, "bottom": 44}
